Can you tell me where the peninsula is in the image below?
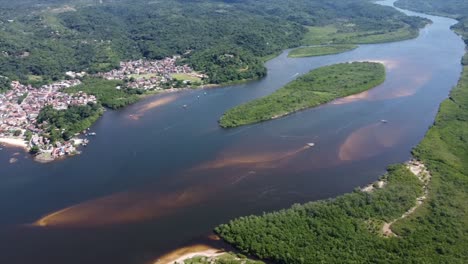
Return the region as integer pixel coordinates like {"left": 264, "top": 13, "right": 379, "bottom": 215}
{"left": 213, "top": 0, "right": 468, "bottom": 261}
{"left": 0, "top": 0, "right": 428, "bottom": 163}
{"left": 219, "top": 62, "right": 385, "bottom": 128}
{"left": 0, "top": 57, "right": 205, "bottom": 162}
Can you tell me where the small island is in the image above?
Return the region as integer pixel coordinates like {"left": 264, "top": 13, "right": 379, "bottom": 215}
{"left": 288, "top": 44, "right": 358, "bottom": 58}
{"left": 219, "top": 62, "right": 386, "bottom": 128}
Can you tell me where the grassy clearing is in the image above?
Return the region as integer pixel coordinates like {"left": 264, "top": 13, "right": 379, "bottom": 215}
{"left": 300, "top": 25, "right": 339, "bottom": 45}
{"left": 171, "top": 73, "right": 202, "bottom": 83}
{"left": 302, "top": 24, "right": 419, "bottom": 45}
{"left": 219, "top": 62, "right": 385, "bottom": 128}
{"left": 27, "top": 75, "right": 43, "bottom": 82}
{"left": 288, "top": 44, "right": 358, "bottom": 58}
{"left": 129, "top": 73, "right": 159, "bottom": 80}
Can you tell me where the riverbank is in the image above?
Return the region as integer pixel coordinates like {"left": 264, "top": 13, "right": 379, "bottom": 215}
{"left": 153, "top": 245, "right": 225, "bottom": 264}
{"left": 219, "top": 62, "right": 386, "bottom": 128}
{"left": 0, "top": 137, "right": 28, "bottom": 150}
{"left": 382, "top": 160, "right": 431, "bottom": 236}
{"left": 0, "top": 76, "right": 254, "bottom": 164}
{"left": 214, "top": 22, "right": 468, "bottom": 264}
{"left": 288, "top": 44, "right": 358, "bottom": 58}
{"left": 153, "top": 244, "right": 264, "bottom": 264}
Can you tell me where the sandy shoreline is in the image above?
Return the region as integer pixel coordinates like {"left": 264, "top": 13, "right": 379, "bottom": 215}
{"left": 154, "top": 244, "right": 225, "bottom": 264}
{"left": 0, "top": 137, "right": 28, "bottom": 150}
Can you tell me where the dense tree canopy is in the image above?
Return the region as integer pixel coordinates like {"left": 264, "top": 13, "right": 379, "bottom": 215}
{"left": 37, "top": 103, "right": 102, "bottom": 141}
{"left": 220, "top": 62, "right": 385, "bottom": 127}
{"left": 0, "top": 76, "right": 10, "bottom": 92}
{"left": 396, "top": 0, "right": 468, "bottom": 18}
{"left": 0, "top": 0, "right": 426, "bottom": 86}
{"left": 216, "top": 63, "right": 468, "bottom": 263}
{"left": 216, "top": 1, "right": 468, "bottom": 262}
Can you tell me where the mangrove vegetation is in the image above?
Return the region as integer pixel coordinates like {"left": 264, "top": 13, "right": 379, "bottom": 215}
{"left": 219, "top": 62, "right": 385, "bottom": 128}
{"left": 215, "top": 1, "right": 468, "bottom": 260}
{"left": 288, "top": 45, "right": 358, "bottom": 58}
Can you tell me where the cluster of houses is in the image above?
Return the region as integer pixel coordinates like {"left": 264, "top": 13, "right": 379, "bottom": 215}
{"left": 98, "top": 56, "right": 207, "bottom": 90}
{"left": 0, "top": 56, "right": 209, "bottom": 161}
{"left": 0, "top": 79, "right": 97, "bottom": 157}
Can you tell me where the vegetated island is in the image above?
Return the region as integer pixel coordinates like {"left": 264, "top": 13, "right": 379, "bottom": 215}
{"left": 211, "top": 7, "right": 468, "bottom": 262}
{"left": 288, "top": 44, "right": 358, "bottom": 58}
{"left": 0, "top": 0, "right": 429, "bottom": 163}
{"left": 213, "top": 56, "right": 468, "bottom": 264}
{"left": 219, "top": 62, "right": 385, "bottom": 128}
{"left": 212, "top": 55, "right": 468, "bottom": 263}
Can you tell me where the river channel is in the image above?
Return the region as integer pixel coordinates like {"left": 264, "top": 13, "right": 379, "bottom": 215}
{"left": 0, "top": 0, "right": 465, "bottom": 263}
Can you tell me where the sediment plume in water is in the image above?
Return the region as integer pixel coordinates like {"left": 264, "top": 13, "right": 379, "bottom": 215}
{"left": 362, "top": 59, "right": 400, "bottom": 70}
{"left": 339, "top": 122, "right": 405, "bottom": 161}
{"left": 332, "top": 61, "right": 430, "bottom": 105}
{"left": 195, "top": 145, "right": 310, "bottom": 170}
{"left": 33, "top": 145, "right": 312, "bottom": 227}
{"left": 34, "top": 187, "right": 207, "bottom": 227}
{"left": 128, "top": 94, "right": 180, "bottom": 120}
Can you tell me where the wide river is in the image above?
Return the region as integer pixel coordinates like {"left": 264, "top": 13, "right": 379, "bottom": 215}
{"left": 0, "top": 1, "right": 465, "bottom": 263}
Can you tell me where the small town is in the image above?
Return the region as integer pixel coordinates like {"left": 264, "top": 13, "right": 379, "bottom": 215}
{"left": 0, "top": 56, "right": 207, "bottom": 161}
{"left": 0, "top": 79, "right": 97, "bottom": 160}
{"left": 98, "top": 56, "right": 207, "bottom": 90}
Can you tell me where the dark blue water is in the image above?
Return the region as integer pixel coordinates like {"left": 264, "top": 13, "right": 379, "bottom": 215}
{"left": 0, "top": 1, "right": 465, "bottom": 263}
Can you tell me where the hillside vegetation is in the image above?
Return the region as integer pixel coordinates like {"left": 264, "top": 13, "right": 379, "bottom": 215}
{"left": 395, "top": 0, "right": 468, "bottom": 18}
{"left": 219, "top": 62, "right": 385, "bottom": 128}
{"left": 0, "top": 0, "right": 426, "bottom": 86}
{"left": 215, "top": 62, "right": 468, "bottom": 263}
{"left": 215, "top": 2, "right": 468, "bottom": 261}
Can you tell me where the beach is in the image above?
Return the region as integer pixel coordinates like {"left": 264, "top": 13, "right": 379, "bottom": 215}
{"left": 0, "top": 137, "right": 28, "bottom": 150}
{"left": 154, "top": 245, "right": 225, "bottom": 264}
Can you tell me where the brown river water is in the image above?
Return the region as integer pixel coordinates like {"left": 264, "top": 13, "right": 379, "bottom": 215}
{"left": 0, "top": 1, "right": 465, "bottom": 263}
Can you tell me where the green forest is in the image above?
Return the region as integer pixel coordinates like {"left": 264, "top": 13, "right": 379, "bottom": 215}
{"left": 65, "top": 77, "right": 141, "bottom": 109}
{"left": 395, "top": 0, "right": 468, "bottom": 18}
{"left": 184, "top": 252, "right": 264, "bottom": 264}
{"left": 0, "top": 0, "right": 426, "bottom": 86}
{"left": 216, "top": 165, "right": 429, "bottom": 263}
{"left": 37, "top": 103, "right": 103, "bottom": 142}
{"left": 219, "top": 62, "right": 385, "bottom": 128}
{"left": 215, "top": 1, "right": 468, "bottom": 263}
{"left": 215, "top": 59, "right": 468, "bottom": 264}
{"left": 0, "top": 75, "right": 10, "bottom": 92}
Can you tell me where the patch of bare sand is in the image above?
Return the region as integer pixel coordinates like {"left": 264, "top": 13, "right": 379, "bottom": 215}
{"left": 0, "top": 137, "right": 28, "bottom": 150}
{"left": 129, "top": 94, "right": 180, "bottom": 120}
{"left": 382, "top": 160, "right": 431, "bottom": 237}
{"left": 154, "top": 245, "right": 225, "bottom": 264}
